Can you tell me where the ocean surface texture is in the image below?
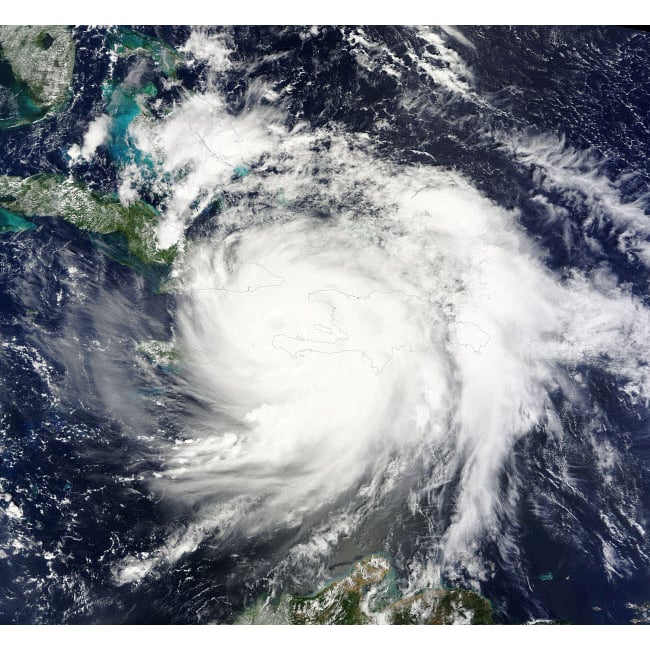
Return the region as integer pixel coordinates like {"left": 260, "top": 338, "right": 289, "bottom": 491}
{"left": 0, "top": 26, "right": 649, "bottom": 625}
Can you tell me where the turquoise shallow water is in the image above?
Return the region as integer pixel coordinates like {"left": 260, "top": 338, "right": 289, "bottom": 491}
{"left": 0, "top": 207, "right": 36, "bottom": 233}
{"left": 101, "top": 26, "right": 179, "bottom": 170}
{"left": 1, "top": 25, "right": 649, "bottom": 625}
{"left": 104, "top": 81, "right": 158, "bottom": 167}
{"left": 107, "top": 27, "right": 178, "bottom": 76}
{"left": 0, "top": 56, "right": 45, "bottom": 128}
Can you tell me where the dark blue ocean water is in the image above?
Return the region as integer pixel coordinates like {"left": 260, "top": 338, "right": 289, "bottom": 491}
{"left": 0, "top": 26, "right": 649, "bottom": 624}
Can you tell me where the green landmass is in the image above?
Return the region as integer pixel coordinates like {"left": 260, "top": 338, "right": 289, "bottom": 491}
{"left": 0, "top": 174, "right": 175, "bottom": 265}
{"left": 236, "top": 555, "right": 495, "bottom": 625}
{"left": 107, "top": 27, "right": 181, "bottom": 77}
{"left": 137, "top": 339, "right": 180, "bottom": 372}
{"left": 0, "top": 26, "right": 75, "bottom": 125}
{"left": 389, "top": 586, "right": 495, "bottom": 625}
{"left": 0, "top": 28, "right": 182, "bottom": 265}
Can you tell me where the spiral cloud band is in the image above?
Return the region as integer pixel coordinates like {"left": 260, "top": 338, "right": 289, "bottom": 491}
{"left": 109, "top": 30, "right": 650, "bottom": 594}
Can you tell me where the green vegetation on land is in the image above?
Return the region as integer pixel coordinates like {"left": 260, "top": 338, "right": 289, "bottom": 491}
{"left": 137, "top": 339, "right": 180, "bottom": 371}
{"left": 0, "top": 174, "right": 175, "bottom": 265}
{"left": 236, "top": 555, "right": 495, "bottom": 625}
{"left": 107, "top": 27, "right": 181, "bottom": 77}
{"left": 389, "top": 585, "right": 494, "bottom": 625}
{"left": 0, "top": 26, "right": 75, "bottom": 126}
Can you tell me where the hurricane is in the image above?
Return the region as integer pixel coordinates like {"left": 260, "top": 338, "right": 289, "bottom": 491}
{"left": 1, "top": 25, "right": 650, "bottom": 624}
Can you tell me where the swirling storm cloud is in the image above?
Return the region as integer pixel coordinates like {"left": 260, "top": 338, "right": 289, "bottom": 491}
{"left": 1, "top": 26, "right": 649, "bottom": 624}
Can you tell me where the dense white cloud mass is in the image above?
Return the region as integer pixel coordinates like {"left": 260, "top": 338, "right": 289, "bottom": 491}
{"left": 67, "top": 114, "right": 111, "bottom": 161}
{"left": 112, "top": 28, "right": 650, "bottom": 590}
